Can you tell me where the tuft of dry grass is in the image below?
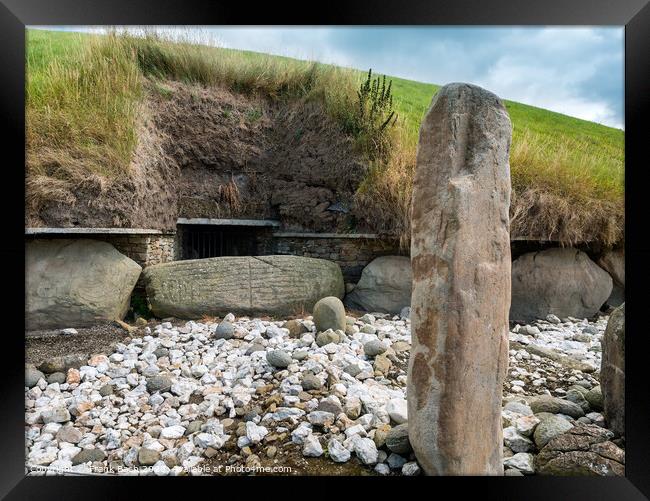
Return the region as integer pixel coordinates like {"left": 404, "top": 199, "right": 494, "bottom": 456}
{"left": 27, "top": 32, "right": 142, "bottom": 180}
{"left": 217, "top": 178, "right": 242, "bottom": 214}
{"left": 353, "top": 126, "right": 416, "bottom": 250}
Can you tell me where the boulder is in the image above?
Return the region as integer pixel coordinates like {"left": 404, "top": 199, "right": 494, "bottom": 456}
{"left": 385, "top": 423, "right": 412, "bottom": 454}
{"left": 535, "top": 424, "right": 624, "bottom": 476}
{"left": 344, "top": 256, "right": 412, "bottom": 314}
{"left": 529, "top": 395, "right": 585, "bottom": 418}
{"left": 598, "top": 249, "right": 625, "bottom": 307}
{"left": 25, "top": 365, "right": 45, "bottom": 388}
{"left": 407, "top": 83, "right": 512, "bottom": 475}
{"left": 26, "top": 239, "right": 141, "bottom": 330}
{"left": 598, "top": 249, "right": 625, "bottom": 286}
{"left": 533, "top": 415, "right": 574, "bottom": 449}
{"left": 312, "top": 296, "right": 346, "bottom": 332}
{"left": 510, "top": 248, "right": 613, "bottom": 322}
{"left": 143, "top": 255, "right": 344, "bottom": 319}
{"left": 601, "top": 303, "right": 625, "bottom": 436}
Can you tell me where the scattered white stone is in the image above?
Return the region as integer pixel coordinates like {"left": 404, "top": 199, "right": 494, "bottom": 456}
{"left": 245, "top": 421, "right": 268, "bottom": 444}
{"left": 302, "top": 434, "right": 323, "bottom": 457}
{"left": 352, "top": 437, "right": 378, "bottom": 465}
{"left": 503, "top": 453, "right": 535, "bottom": 474}
{"left": 24, "top": 312, "right": 612, "bottom": 477}
{"left": 386, "top": 398, "right": 408, "bottom": 424}
{"left": 153, "top": 460, "right": 171, "bottom": 476}
{"left": 402, "top": 462, "right": 421, "bottom": 476}
{"left": 503, "top": 426, "right": 534, "bottom": 453}
{"left": 374, "top": 463, "right": 390, "bottom": 475}
{"left": 327, "top": 439, "right": 351, "bottom": 463}
{"left": 160, "top": 425, "right": 185, "bottom": 440}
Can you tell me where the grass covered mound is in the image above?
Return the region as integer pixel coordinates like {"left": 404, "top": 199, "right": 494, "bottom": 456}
{"left": 26, "top": 29, "right": 624, "bottom": 247}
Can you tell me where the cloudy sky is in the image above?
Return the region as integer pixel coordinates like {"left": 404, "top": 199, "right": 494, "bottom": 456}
{"left": 36, "top": 26, "right": 624, "bottom": 129}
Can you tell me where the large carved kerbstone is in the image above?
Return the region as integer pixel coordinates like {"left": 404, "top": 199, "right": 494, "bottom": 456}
{"left": 407, "top": 83, "right": 512, "bottom": 475}
{"left": 26, "top": 239, "right": 142, "bottom": 330}
{"left": 143, "top": 255, "right": 344, "bottom": 319}
{"left": 601, "top": 303, "right": 625, "bottom": 437}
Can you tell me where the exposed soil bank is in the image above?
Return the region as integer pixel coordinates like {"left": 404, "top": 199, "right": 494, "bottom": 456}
{"left": 27, "top": 81, "right": 368, "bottom": 234}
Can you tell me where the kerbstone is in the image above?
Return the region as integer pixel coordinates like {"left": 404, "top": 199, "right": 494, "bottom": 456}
{"left": 143, "top": 256, "right": 343, "bottom": 318}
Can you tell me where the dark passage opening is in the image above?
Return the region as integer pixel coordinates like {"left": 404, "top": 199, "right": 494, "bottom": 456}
{"left": 180, "top": 225, "right": 259, "bottom": 259}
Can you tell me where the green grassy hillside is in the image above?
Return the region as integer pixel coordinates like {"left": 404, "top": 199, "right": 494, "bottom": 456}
{"left": 26, "top": 28, "right": 624, "bottom": 246}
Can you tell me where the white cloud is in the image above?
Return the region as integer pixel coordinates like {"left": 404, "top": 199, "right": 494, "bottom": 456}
{"left": 30, "top": 25, "right": 623, "bottom": 128}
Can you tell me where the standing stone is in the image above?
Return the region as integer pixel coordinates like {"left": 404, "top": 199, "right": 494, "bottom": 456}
{"left": 407, "top": 83, "right": 512, "bottom": 475}
{"left": 601, "top": 303, "right": 625, "bottom": 436}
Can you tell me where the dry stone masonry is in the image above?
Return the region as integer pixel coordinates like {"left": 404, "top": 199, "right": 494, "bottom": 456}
{"left": 266, "top": 234, "right": 401, "bottom": 283}
{"left": 408, "top": 83, "right": 512, "bottom": 475}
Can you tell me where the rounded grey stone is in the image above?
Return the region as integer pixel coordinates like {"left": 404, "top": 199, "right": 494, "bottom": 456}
{"left": 138, "top": 447, "right": 161, "bottom": 466}
{"left": 533, "top": 415, "right": 574, "bottom": 449}
{"left": 146, "top": 375, "right": 172, "bottom": 393}
{"left": 99, "top": 384, "right": 114, "bottom": 397}
{"left": 56, "top": 426, "right": 82, "bottom": 444}
{"left": 72, "top": 448, "right": 106, "bottom": 465}
{"left": 385, "top": 424, "right": 412, "bottom": 454}
{"left": 47, "top": 372, "right": 67, "bottom": 385}
{"left": 153, "top": 347, "right": 169, "bottom": 358}
{"left": 292, "top": 350, "right": 309, "bottom": 361}
{"left": 585, "top": 385, "right": 603, "bottom": 411}
{"left": 185, "top": 420, "right": 203, "bottom": 435}
{"left": 26, "top": 239, "right": 141, "bottom": 330}
{"left": 25, "top": 365, "right": 45, "bottom": 388}
{"left": 313, "top": 296, "right": 346, "bottom": 333}
{"left": 565, "top": 389, "right": 591, "bottom": 413}
{"left": 316, "top": 330, "right": 340, "bottom": 347}
{"left": 214, "top": 321, "right": 234, "bottom": 340}
{"left": 266, "top": 350, "right": 292, "bottom": 368}
{"left": 364, "top": 339, "right": 388, "bottom": 357}
{"left": 301, "top": 373, "right": 323, "bottom": 391}
{"left": 37, "top": 357, "right": 65, "bottom": 374}
{"left": 343, "top": 363, "right": 362, "bottom": 377}
{"left": 246, "top": 343, "right": 266, "bottom": 355}
{"left": 529, "top": 395, "right": 585, "bottom": 418}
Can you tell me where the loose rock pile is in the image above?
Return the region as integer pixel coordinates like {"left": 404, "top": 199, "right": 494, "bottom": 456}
{"left": 25, "top": 308, "right": 623, "bottom": 476}
{"left": 502, "top": 313, "right": 625, "bottom": 476}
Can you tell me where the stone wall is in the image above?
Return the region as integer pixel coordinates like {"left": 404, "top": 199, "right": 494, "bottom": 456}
{"left": 97, "top": 234, "right": 175, "bottom": 267}
{"left": 25, "top": 231, "right": 176, "bottom": 268}
{"left": 259, "top": 233, "right": 403, "bottom": 283}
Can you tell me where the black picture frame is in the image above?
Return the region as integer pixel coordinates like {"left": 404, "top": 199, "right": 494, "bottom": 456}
{"left": 2, "top": 0, "right": 649, "bottom": 498}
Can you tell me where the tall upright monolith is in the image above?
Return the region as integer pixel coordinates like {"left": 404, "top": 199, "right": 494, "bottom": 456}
{"left": 407, "top": 83, "right": 512, "bottom": 475}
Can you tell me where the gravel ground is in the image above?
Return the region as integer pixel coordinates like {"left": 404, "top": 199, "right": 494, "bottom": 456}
{"left": 24, "top": 310, "right": 622, "bottom": 477}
